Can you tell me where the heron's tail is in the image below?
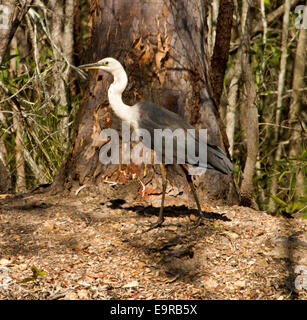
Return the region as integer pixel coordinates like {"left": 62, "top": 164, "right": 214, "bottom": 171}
{"left": 205, "top": 144, "right": 233, "bottom": 175}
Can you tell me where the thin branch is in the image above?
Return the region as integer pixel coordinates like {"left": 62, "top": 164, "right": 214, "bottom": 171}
{"left": 0, "top": 80, "right": 56, "bottom": 170}
{"left": 253, "top": 0, "right": 300, "bottom": 34}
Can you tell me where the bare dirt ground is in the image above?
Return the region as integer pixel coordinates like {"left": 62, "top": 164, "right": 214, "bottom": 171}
{"left": 0, "top": 187, "right": 306, "bottom": 300}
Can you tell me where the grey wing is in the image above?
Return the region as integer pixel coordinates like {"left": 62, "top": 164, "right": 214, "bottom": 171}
{"left": 137, "top": 101, "right": 194, "bottom": 131}
{"left": 136, "top": 102, "right": 233, "bottom": 174}
{"left": 203, "top": 143, "right": 233, "bottom": 174}
{"left": 136, "top": 102, "right": 191, "bottom": 164}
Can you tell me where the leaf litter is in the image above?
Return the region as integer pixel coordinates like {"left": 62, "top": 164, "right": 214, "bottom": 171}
{"left": 0, "top": 192, "right": 306, "bottom": 300}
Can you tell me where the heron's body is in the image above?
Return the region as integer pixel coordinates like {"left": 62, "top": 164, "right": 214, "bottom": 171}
{"left": 80, "top": 57, "right": 233, "bottom": 230}
{"left": 135, "top": 101, "right": 233, "bottom": 175}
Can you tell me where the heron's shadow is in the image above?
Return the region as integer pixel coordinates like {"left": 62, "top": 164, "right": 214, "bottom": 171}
{"left": 107, "top": 199, "right": 231, "bottom": 221}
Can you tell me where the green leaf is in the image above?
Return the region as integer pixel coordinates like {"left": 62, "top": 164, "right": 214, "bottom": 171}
{"left": 278, "top": 171, "right": 287, "bottom": 181}
{"left": 289, "top": 174, "right": 296, "bottom": 194}
{"left": 21, "top": 266, "right": 48, "bottom": 283}
{"left": 270, "top": 195, "right": 287, "bottom": 207}
{"left": 2, "top": 54, "right": 19, "bottom": 64}
{"left": 21, "top": 277, "right": 35, "bottom": 283}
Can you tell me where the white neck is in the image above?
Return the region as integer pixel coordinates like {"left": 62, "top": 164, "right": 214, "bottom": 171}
{"left": 108, "top": 68, "right": 133, "bottom": 123}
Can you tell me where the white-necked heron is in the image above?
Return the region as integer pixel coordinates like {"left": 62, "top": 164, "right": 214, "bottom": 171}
{"left": 79, "top": 57, "right": 233, "bottom": 230}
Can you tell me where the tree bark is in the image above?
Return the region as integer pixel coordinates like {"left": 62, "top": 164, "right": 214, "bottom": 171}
{"left": 275, "top": 0, "right": 290, "bottom": 139}
{"left": 0, "top": 137, "right": 10, "bottom": 193}
{"left": 210, "top": 0, "right": 234, "bottom": 107}
{"left": 210, "top": 0, "right": 234, "bottom": 156}
{"left": 48, "top": 0, "right": 74, "bottom": 151}
{"left": 289, "top": 2, "right": 307, "bottom": 199}
{"left": 10, "top": 36, "right": 26, "bottom": 192}
{"left": 239, "top": 3, "right": 259, "bottom": 208}
{"left": 226, "top": 58, "right": 240, "bottom": 157}
{"left": 207, "top": 0, "right": 219, "bottom": 57}
{"left": 268, "top": 0, "right": 291, "bottom": 212}
{"left": 13, "top": 111, "right": 26, "bottom": 192}
{"left": 0, "top": 1, "right": 32, "bottom": 66}
{"left": 54, "top": 0, "right": 238, "bottom": 207}
{"left": 0, "top": 1, "right": 17, "bottom": 66}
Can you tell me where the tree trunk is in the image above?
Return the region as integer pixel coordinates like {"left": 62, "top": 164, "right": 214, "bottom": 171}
{"left": 289, "top": 2, "right": 307, "bottom": 199}
{"left": 10, "top": 37, "right": 26, "bottom": 192}
{"left": 53, "top": 0, "right": 238, "bottom": 207}
{"left": 0, "top": 1, "right": 32, "bottom": 65}
{"left": 207, "top": 0, "right": 219, "bottom": 57}
{"left": 210, "top": 0, "right": 234, "bottom": 107}
{"left": 275, "top": 0, "right": 290, "bottom": 139}
{"left": 226, "top": 58, "right": 240, "bottom": 157}
{"left": 13, "top": 111, "right": 26, "bottom": 192}
{"left": 48, "top": 0, "right": 74, "bottom": 151}
{"left": 0, "top": 1, "right": 17, "bottom": 66}
{"left": 0, "top": 137, "right": 10, "bottom": 193}
{"left": 210, "top": 0, "right": 234, "bottom": 156}
{"left": 268, "top": 0, "right": 290, "bottom": 212}
{"left": 239, "top": 3, "right": 259, "bottom": 208}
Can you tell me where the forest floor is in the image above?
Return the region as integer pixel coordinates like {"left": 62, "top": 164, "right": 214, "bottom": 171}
{"left": 0, "top": 187, "right": 306, "bottom": 300}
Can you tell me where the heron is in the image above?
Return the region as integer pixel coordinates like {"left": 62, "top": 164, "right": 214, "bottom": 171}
{"left": 79, "top": 57, "right": 233, "bottom": 230}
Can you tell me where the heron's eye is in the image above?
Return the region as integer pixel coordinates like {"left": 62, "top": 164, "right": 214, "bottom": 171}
{"left": 104, "top": 61, "right": 109, "bottom": 66}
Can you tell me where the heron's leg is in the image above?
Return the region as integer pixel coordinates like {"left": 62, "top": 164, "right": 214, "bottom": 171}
{"left": 144, "top": 164, "right": 167, "bottom": 232}
{"left": 186, "top": 177, "right": 205, "bottom": 227}
{"left": 158, "top": 163, "right": 167, "bottom": 223}
{"left": 181, "top": 165, "right": 204, "bottom": 227}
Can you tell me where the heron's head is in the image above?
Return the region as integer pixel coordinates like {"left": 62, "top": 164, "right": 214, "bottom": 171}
{"left": 79, "top": 57, "right": 123, "bottom": 75}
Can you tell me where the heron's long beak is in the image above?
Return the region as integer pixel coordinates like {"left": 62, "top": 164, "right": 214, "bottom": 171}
{"left": 79, "top": 62, "right": 101, "bottom": 70}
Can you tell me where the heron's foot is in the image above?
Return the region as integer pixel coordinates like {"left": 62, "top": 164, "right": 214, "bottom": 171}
{"left": 194, "top": 216, "right": 202, "bottom": 228}
{"left": 188, "top": 212, "right": 206, "bottom": 230}
{"left": 143, "top": 217, "right": 164, "bottom": 233}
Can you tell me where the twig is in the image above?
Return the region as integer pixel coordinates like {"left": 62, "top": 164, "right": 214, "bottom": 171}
{"left": 75, "top": 185, "right": 88, "bottom": 196}
{"left": 0, "top": 80, "right": 56, "bottom": 171}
